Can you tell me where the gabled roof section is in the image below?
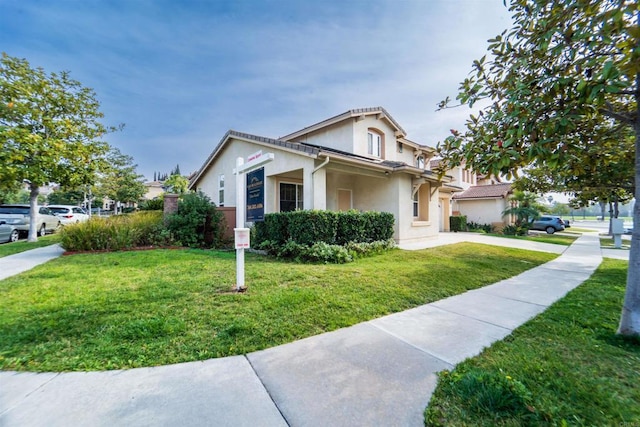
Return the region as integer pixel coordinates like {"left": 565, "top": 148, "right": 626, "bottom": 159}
{"left": 189, "top": 130, "right": 320, "bottom": 188}
{"left": 280, "top": 107, "right": 407, "bottom": 141}
{"left": 452, "top": 183, "right": 513, "bottom": 200}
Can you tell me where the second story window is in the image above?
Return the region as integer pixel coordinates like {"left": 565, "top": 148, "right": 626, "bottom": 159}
{"left": 368, "top": 131, "right": 382, "bottom": 158}
{"left": 416, "top": 155, "right": 425, "bottom": 169}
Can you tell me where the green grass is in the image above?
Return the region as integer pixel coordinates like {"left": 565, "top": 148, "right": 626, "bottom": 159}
{"left": 425, "top": 258, "right": 640, "bottom": 426}
{"left": 563, "top": 227, "right": 598, "bottom": 233}
{"left": 600, "top": 237, "right": 631, "bottom": 250}
{"left": 487, "top": 233, "right": 577, "bottom": 246}
{"left": 0, "top": 234, "right": 61, "bottom": 258}
{"left": 0, "top": 243, "right": 556, "bottom": 372}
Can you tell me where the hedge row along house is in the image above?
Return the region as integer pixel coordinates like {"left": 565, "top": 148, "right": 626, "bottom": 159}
{"left": 188, "top": 107, "right": 513, "bottom": 244}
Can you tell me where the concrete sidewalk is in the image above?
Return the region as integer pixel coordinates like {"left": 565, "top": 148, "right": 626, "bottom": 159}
{"left": 0, "top": 244, "right": 65, "bottom": 281}
{"left": 1, "top": 235, "right": 603, "bottom": 426}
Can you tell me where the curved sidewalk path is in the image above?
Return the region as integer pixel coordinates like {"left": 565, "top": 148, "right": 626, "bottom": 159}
{"left": 0, "top": 244, "right": 65, "bottom": 281}
{"left": 1, "top": 234, "right": 603, "bottom": 427}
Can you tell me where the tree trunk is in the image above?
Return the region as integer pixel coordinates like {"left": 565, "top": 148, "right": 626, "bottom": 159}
{"left": 617, "top": 69, "right": 640, "bottom": 337}
{"left": 608, "top": 200, "right": 614, "bottom": 236}
{"left": 28, "top": 183, "right": 39, "bottom": 242}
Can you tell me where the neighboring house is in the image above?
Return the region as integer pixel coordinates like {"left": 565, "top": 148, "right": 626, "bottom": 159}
{"left": 451, "top": 182, "right": 514, "bottom": 227}
{"left": 189, "top": 107, "right": 451, "bottom": 245}
{"left": 143, "top": 181, "right": 165, "bottom": 200}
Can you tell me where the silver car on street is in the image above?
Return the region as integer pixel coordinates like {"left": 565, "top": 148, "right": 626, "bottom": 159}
{"left": 0, "top": 204, "right": 61, "bottom": 237}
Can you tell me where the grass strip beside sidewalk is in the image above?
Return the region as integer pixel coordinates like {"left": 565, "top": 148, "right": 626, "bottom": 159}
{"left": 0, "top": 243, "right": 555, "bottom": 372}
{"left": 425, "top": 258, "right": 640, "bottom": 426}
{"left": 0, "top": 234, "right": 61, "bottom": 258}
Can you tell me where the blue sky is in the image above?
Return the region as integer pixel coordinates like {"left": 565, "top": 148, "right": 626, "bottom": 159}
{"left": 1, "top": 0, "right": 512, "bottom": 180}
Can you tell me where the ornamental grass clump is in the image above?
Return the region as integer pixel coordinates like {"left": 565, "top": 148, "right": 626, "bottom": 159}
{"left": 60, "top": 211, "right": 168, "bottom": 251}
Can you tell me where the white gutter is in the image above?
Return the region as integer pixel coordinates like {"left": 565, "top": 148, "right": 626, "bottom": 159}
{"left": 312, "top": 156, "right": 330, "bottom": 174}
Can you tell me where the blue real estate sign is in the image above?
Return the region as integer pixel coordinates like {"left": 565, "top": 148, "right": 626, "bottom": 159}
{"left": 246, "top": 167, "right": 265, "bottom": 222}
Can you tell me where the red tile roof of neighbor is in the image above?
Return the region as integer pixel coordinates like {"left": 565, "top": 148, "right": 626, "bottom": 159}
{"left": 452, "top": 183, "right": 513, "bottom": 200}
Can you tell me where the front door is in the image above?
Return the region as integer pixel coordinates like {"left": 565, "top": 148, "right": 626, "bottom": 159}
{"left": 337, "top": 189, "right": 352, "bottom": 211}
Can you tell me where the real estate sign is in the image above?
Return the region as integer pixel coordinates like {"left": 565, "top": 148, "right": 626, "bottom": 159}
{"left": 246, "top": 167, "right": 265, "bottom": 222}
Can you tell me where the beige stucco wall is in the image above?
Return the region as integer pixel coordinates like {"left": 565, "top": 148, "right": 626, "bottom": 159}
{"left": 143, "top": 185, "right": 164, "bottom": 200}
{"left": 396, "top": 176, "right": 440, "bottom": 243}
{"left": 287, "top": 121, "right": 356, "bottom": 153}
{"left": 193, "top": 138, "right": 317, "bottom": 217}
{"left": 455, "top": 198, "right": 508, "bottom": 225}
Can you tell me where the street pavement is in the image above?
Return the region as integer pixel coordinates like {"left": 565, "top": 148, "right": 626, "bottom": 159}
{"left": 0, "top": 233, "right": 606, "bottom": 426}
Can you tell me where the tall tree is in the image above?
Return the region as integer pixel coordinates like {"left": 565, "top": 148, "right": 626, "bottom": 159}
{"left": 164, "top": 173, "right": 189, "bottom": 194}
{"left": 0, "top": 53, "right": 113, "bottom": 241}
{"left": 97, "top": 147, "right": 146, "bottom": 212}
{"left": 436, "top": 1, "right": 639, "bottom": 336}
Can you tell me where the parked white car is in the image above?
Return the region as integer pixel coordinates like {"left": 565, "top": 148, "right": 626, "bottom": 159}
{"left": 0, "top": 204, "right": 61, "bottom": 237}
{"left": 48, "top": 205, "right": 90, "bottom": 225}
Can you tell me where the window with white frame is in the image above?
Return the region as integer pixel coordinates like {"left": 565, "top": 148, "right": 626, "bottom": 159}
{"left": 416, "top": 155, "right": 425, "bottom": 169}
{"left": 280, "top": 182, "right": 303, "bottom": 212}
{"left": 367, "top": 131, "right": 382, "bottom": 158}
{"left": 413, "top": 192, "right": 419, "bottom": 217}
{"left": 397, "top": 142, "right": 403, "bottom": 153}
{"left": 218, "top": 174, "right": 224, "bottom": 206}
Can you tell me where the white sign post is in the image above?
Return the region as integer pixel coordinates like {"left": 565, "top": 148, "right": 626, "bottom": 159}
{"left": 233, "top": 152, "right": 274, "bottom": 291}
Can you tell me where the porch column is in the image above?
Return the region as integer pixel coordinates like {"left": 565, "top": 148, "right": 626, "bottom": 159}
{"left": 313, "top": 167, "right": 327, "bottom": 210}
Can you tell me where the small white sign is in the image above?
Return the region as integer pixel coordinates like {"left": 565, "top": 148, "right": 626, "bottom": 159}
{"left": 234, "top": 227, "right": 251, "bottom": 249}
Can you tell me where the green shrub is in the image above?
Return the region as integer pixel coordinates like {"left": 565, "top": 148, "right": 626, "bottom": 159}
{"left": 165, "top": 192, "right": 225, "bottom": 248}
{"left": 467, "top": 221, "right": 493, "bottom": 233}
{"left": 139, "top": 198, "right": 164, "bottom": 211}
{"left": 305, "top": 241, "right": 352, "bottom": 263}
{"left": 502, "top": 224, "right": 529, "bottom": 236}
{"left": 365, "top": 211, "right": 395, "bottom": 242}
{"left": 287, "top": 210, "right": 337, "bottom": 245}
{"left": 335, "top": 210, "right": 368, "bottom": 244}
{"left": 253, "top": 209, "right": 395, "bottom": 262}
{"left": 450, "top": 215, "right": 467, "bottom": 232}
{"left": 261, "top": 212, "right": 291, "bottom": 245}
{"left": 60, "top": 211, "right": 169, "bottom": 251}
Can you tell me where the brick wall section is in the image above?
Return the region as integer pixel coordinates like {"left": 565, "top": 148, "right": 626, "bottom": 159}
{"left": 163, "top": 194, "right": 179, "bottom": 217}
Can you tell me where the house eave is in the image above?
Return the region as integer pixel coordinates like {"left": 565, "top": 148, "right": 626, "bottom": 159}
{"left": 280, "top": 107, "right": 407, "bottom": 141}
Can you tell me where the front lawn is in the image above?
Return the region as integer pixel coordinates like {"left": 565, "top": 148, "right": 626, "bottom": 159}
{"left": 487, "top": 233, "right": 577, "bottom": 246}
{"left": 0, "top": 234, "right": 61, "bottom": 258}
{"left": 0, "top": 243, "right": 555, "bottom": 372}
{"left": 425, "top": 258, "right": 640, "bottom": 426}
{"left": 600, "top": 237, "right": 631, "bottom": 249}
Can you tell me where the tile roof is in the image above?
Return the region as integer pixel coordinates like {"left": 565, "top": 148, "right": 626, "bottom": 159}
{"left": 452, "top": 183, "right": 513, "bottom": 200}
{"left": 227, "top": 130, "right": 320, "bottom": 155}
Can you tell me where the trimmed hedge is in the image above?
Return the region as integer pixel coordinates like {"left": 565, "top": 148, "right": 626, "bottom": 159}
{"left": 254, "top": 210, "right": 394, "bottom": 247}
{"left": 450, "top": 215, "right": 467, "bottom": 232}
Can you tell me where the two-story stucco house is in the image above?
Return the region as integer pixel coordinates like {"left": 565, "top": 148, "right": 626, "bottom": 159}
{"left": 431, "top": 159, "right": 514, "bottom": 229}
{"left": 189, "top": 107, "right": 450, "bottom": 245}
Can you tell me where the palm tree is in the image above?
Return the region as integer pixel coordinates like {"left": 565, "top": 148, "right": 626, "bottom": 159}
{"left": 502, "top": 190, "right": 542, "bottom": 228}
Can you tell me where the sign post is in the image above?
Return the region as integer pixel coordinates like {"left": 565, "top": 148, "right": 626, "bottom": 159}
{"left": 233, "top": 151, "right": 274, "bottom": 291}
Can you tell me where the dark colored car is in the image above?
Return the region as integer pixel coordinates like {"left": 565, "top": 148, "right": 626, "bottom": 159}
{"left": 531, "top": 216, "right": 566, "bottom": 234}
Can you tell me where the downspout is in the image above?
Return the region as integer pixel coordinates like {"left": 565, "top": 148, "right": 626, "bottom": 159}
{"left": 312, "top": 156, "right": 330, "bottom": 174}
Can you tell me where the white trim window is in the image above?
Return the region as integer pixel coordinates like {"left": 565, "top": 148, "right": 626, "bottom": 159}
{"left": 416, "top": 155, "right": 425, "bottom": 169}
{"left": 218, "top": 174, "right": 224, "bottom": 206}
{"left": 280, "top": 182, "right": 303, "bottom": 212}
{"left": 367, "top": 131, "right": 382, "bottom": 158}
{"left": 413, "top": 192, "right": 419, "bottom": 218}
